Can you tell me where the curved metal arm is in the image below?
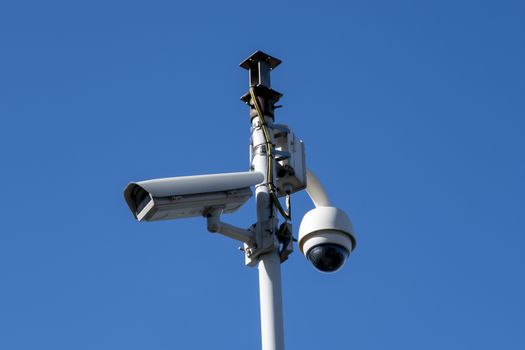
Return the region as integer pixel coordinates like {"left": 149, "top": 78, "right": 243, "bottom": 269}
{"left": 305, "top": 169, "right": 331, "bottom": 207}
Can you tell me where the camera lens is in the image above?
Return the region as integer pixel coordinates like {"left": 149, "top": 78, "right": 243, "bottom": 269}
{"left": 306, "top": 243, "right": 349, "bottom": 273}
{"left": 133, "top": 186, "right": 152, "bottom": 214}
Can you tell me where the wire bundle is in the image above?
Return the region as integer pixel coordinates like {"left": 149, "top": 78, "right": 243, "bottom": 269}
{"left": 249, "top": 87, "right": 291, "bottom": 222}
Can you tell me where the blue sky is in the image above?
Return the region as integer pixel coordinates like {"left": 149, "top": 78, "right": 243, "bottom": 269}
{"left": 1, "top": 1, "right": 524, "bottom": 349}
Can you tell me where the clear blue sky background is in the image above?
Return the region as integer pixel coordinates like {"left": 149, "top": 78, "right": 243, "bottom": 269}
{"left": 1, "top": 1, "right": 524, "bottom": 349}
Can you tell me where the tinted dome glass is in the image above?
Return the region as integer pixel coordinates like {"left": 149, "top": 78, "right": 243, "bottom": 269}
{"left": 306, "top": 243, "right": 349, "bottom": 273}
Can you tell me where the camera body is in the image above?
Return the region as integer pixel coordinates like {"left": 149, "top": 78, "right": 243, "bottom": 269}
{"left": 124, "top": 171, "right": 264, "bottom": 222}
{"left": 298, "top": 206, "right": 356, "bottom": 273}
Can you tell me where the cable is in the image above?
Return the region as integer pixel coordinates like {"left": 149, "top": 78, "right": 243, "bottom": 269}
{"left": 286, "top": 192, "right": 291, "bottom": 219}
{"left": 249, "top": 86, "right": 291, "bottom": 221}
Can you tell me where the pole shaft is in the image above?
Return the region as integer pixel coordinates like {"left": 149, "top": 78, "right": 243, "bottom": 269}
{"left": 258, "top": 251, "right": 285, "bottom": 350}
{"left": 251, "top": 114, "right": 285, "bottom": 350}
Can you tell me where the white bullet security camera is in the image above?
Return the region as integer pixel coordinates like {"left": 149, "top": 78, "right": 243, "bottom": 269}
{"left": 298, "top": 206, "right": 356, "bottom": 273}
{"left": 124, "top": 171, "right": 264, "bottom": 222}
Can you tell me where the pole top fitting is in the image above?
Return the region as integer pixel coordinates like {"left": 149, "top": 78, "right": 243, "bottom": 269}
{"left": 240, "top": 51, "right": 282, "bottom": 88}
{"left": 240, "top": 51, "right": 283, "bottom": 120}
{"left": 239, "top": 50, "right": 282, "bottom": 71}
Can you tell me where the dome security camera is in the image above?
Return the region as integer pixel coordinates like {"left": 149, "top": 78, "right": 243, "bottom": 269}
{"left": 298, "top": 206, "right": 356, "bottom": 273}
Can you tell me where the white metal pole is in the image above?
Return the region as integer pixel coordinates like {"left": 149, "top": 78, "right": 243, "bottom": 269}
{"left": 258, "top": 250, "right": 284, "bottom": 350}
{"left": 251, "top": 114, "right": 285, "bottom": 350}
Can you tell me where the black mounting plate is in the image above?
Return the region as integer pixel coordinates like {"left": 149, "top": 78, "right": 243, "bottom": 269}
{"left": 240, "top": 51, "right": 282, "bottom": 70}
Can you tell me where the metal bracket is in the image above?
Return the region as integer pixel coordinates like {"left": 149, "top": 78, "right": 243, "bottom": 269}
{"left": 277, "top": 222, "right": 293, "bottom": 263}
{"left": 205, "top": 207, "right": 255, "bottom": 245}
{"left": 244, "top": 217, "right": 280, "bottom": 267}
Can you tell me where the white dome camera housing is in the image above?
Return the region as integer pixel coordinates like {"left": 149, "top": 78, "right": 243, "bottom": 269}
{"left": 298, "top": 206, "right": 356, "bottom": 273}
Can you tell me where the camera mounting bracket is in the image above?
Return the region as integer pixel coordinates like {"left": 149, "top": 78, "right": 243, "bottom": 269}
{"left": 205, "top": 207, "right": 255, "bottom": 245}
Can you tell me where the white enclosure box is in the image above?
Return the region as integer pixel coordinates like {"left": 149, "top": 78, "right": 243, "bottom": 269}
{"left": 273, "top": 125, "right": 307, "bottom": 196}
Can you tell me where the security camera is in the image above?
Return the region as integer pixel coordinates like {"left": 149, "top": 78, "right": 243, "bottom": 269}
{"left": 124, "top": 171, "right": 264, "bottom": 222}
{"left": 298, "top": 206, "right": 356, "bottom": 273}
{"left": 122, "top": 52, "right": 359, "bottom": 349}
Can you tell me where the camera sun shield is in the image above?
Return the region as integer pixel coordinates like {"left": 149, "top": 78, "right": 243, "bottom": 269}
{"left": 124, "top": 171, "right": 264, "bottom": 222}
